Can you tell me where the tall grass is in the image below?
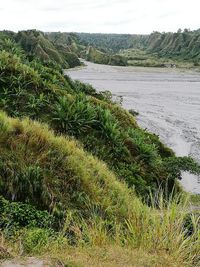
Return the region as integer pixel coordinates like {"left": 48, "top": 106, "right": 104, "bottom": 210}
{"left": 1, "top": 192, "right": 199, "bottom": 266}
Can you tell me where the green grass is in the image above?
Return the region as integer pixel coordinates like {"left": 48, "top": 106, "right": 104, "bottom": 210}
{"left": 119, "top": 48, "right": 196, "bottom": 68}
{"left": 190, "top": 194, "right": 200, "bottom": 206}
{"left": 0, "top": 112, "right": 136, "bottom": 222}
{"left": 0, "top": 192, "right": 199, "bottom": 266}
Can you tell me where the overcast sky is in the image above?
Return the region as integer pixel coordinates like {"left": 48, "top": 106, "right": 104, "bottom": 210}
{"left": 0, "top": 0, "right": 199, "bottom": 34}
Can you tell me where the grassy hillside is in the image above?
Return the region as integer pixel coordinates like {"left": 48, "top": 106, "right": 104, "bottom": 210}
{"left": 0, "top": 114, "right": 199, "bottom": 266}
{"left": 1, "top": 48, "right": 200, "bottom": 199}
{"left": 145, "top": 30, "right": 200, "bottom": 63}
{"left": 86, "top": 46, "right": 127, "bottom": 66}
{"left": 9, "top": 29, "right": 200, "bottom": 68}
{"left": 0, "top": 112, "right": 134, "bottom": 223}
{"left": 0, "top": 32, "right": 199, "bottom": 266}
{"left": 46, "top": 32, "right": 86, "bottom": 57}
{"left": 0, "top": 30, "right": 81, "bottom": 68}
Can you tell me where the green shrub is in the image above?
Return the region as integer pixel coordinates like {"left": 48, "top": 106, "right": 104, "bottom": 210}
{"left": 52, "top": 95, "right": 97, "bottom": 136}
{"left": 0, "top": 197, "right": 54, "bottom": 233}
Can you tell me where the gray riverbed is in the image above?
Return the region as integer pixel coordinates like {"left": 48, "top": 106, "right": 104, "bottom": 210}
{"left": 66, "top": 61, "right": 200, "bottom": 194}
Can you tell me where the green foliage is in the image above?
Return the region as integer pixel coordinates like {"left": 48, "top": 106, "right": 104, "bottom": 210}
{"left": 183, "top": 212, "right": 200, "bottom": 236}
{"left": 86, "top": 46, "right": 110, "bottom": 64}
{"left": 52, "top": 95, "right": 97, "bottom": 135}
{"left": 128, "top": 128, "right": 160, "bottom": 165}
{"left": 164, "top": 156, "right": 200, "bottom": 180}
{"left": 85, "top": 46, "right": 127, "bottom": 66}
{"left": 145, "top": 30, "right": 200, "bottom": 62}
{"left": 0, "top": 49, "right": 199, "bottom": 200}
{"left": 0, "top": 197, "right": 54, "bottom": 233}
{"left": 0, "top": 37, "right": 25, "bottom": 59}
{"left": 0, "top": 30, "right": 81, "bottom": 69}
{"left": 64, "top": 52, "right": 81, "bottom": 68}
{"left": 0, "top": 112, "right": 135, "bottom": 226}
{"left": 75, "top": 32, "right": 145, "bottom": 53}
{"left": 74, "top": 30, "right": 200, "bottom": 67}
{"left": 3, "top": 192, "right": 200, "bottom": 266}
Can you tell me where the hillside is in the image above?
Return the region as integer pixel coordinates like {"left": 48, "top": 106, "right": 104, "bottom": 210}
{"left": 144, "top": 30, "right": 200, "bottom": 63}
{"left": 74, "top": 30, "right": 200, "bottom": 67}
{"left": 0, "top": 31, "right": 199, "bottom": 266}
{"left": 8, "top": 29, "right": 200, "bottom": 68}
{"left": 1, "top": 46, "right": 200, "bottom": 198}
{"left": 0, "top": 112, "right": 134, "bottom": 222}
{"left": 0, "top": 30, "right": 81, "bottom": 68}
{"left": 75, "top": 32, "right": 146, "bottom": 52}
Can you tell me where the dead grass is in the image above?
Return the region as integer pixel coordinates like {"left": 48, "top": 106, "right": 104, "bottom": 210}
{"left": 39, "top": 245, "right": 186, "bottom": 267}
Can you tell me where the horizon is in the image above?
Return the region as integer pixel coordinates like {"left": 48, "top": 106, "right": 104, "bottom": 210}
{"left": 0, "top": 0, "right": 200, "bottom": 34}
{"left": 1, "top": 28, "right": 199, "bottom": 35}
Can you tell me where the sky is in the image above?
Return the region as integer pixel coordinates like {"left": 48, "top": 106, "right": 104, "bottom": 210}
{"left": 0, "top": 0, "right": 199, "bottom": 34}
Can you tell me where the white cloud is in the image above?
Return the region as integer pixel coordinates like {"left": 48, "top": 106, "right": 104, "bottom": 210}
{"left": 0, "top": 0, "right": 199, "bottom": 33}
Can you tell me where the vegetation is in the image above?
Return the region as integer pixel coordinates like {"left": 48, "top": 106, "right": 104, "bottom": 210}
{"left": 1, "top": 48, "right": 199, "bottom": 198}
{"left": 73, "top": 29, "right": 200, "bottom": 67}
{"left": 0, "top": 192, "right": 199, "bottom": 266}
{"left": 86, "top": 46, "right": 127, "bottom": 66}
{"left": 144, "top": 29, "right": 200, "bottom": 63}
{"left": 0, "top": 30, "right": 81, "bottom": 68}
{"left": 75, "top": 32, "right": 146, "bottom": 53}
{"left": 8, "top": 29, "right": 200, "bottom": 68}
{"left": 0, "top": 30, "right": 199, "bottom": 266}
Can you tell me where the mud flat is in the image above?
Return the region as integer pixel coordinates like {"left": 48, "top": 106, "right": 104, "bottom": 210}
{"left": 66, "top": 61, "right": 200, "bottom": 194}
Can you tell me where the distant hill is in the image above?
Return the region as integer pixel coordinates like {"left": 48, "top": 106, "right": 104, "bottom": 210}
{"left": 2, "top": 29, "right": 199, "bottom": 68}
{"left": 74, "top": 30, "right": 200, "bottom": 66}
{"left": 75, "top": 32, "right": 146, "bottom": 52}
{"left": 0, "top": 30, "right": 81, "bottom": 68}
{"left": 144, "top": 30, "right": 200, "bottom": 62}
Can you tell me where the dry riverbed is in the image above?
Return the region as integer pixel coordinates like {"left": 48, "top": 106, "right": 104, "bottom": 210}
{"left": 66, "top": 61, "right": 200, "bottom": 194}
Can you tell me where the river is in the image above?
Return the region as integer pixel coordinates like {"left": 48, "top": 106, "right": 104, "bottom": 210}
{"left": 66, "top": 61, "right": 200, "bottom": 194}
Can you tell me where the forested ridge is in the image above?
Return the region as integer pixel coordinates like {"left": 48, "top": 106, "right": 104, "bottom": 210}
{"left": 73, "top": 30, "right": 200, "bottom": 66}
{"left": 75, "top": 29, "right": 200, "bottom": 61}
{"left": 3, "top": 29, "right": 199, "bottom": 68}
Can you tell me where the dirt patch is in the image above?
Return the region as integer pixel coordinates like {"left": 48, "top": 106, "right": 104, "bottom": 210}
{"left": 0, "top": 257, "right": 63, "bottom": 267}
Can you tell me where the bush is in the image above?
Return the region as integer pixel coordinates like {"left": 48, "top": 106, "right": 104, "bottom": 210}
{"left": 0, "top": 197, "right": 54, "bottom": 233}
{"left": 52, "top": 94, "right": 97, "bottom": 136}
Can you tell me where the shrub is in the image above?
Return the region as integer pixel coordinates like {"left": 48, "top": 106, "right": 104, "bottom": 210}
{"left": 0, "top": 197, "right": 54, "bottom": 233}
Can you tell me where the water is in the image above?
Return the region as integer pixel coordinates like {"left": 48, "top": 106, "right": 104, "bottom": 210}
{"left": 66, "top": 61, "right": 200, "bottom": 194}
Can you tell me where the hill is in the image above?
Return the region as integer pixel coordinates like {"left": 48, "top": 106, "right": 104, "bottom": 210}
{"left": 73, "top": 30, "right": 200, "bottom": 67}
{"left": 0, "top": 30, "right": 199, "bottom": 266}
{"left": 1, "top": 47, "right": 199, "bottom": 199}
{"left": 0, "top": 30, "right": 81, "bottom": 68}
{"left": 144, "top": 30, "right": 200, "bottom": 63}
{"left": 6, "top": 29, "right": 200, "bottom": 68}
{"left": 0, "top": 111, "right": 134, "bottom": 223}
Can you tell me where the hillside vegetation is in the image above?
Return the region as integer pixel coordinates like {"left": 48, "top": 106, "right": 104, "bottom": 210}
{"left": 0, "top": 30, "right": 199, "bottom": 266}
{"left": 1, "top": 46, "right": 199, "bottom": 198}
{"left": 0, "top": 30, "right": 81, "bottom": 68}
{"left": 145, "top": 30, "right": 200, "bottom": 62}
{"left": 74, "top": 30, "right": 200, "bottom": 67}
{"left": 27, "top": 29, "right": 200, "bottom": 67}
